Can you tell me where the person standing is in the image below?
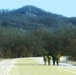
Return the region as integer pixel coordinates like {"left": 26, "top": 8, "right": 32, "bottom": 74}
{"left": 43, "top": 56, "right": 47, "bottom": 65}
{"left": 56, "top": 56, "right": 59, "bottom": 66}
{"left": 56, "top": 53, "right": 62, "bottom": 66}
{"left": 52, "top": 55, "right": 56, "bottom": 65}
{"left": 47, "top": 55, "right": 52, "bottom": 65}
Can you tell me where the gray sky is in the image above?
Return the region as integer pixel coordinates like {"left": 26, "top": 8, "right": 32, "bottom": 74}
{"left": 0, "top": 0, "right": 76, "bottom": 17}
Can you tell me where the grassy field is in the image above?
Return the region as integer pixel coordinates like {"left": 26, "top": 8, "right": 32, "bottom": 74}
{"left": 10, "top": 57, "right": 76, "bottom": 75}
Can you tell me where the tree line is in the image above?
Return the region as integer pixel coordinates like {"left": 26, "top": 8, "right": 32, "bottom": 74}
{"left": 0, "top": 26, "right": 76, "bottom": 60}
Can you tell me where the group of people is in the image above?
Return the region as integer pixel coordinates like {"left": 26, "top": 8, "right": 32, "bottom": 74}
{"left": 43, "top": 54, "right": 61, "bottom": 66}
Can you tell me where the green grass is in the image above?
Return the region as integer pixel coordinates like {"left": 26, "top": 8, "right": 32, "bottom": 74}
{"left": 10, "top": 58, "right": 76, "bottom": 75}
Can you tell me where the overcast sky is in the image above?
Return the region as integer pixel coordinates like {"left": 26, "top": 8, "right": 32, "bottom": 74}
{"left": 0, "top": 0, "right": 76, "bottom": 17}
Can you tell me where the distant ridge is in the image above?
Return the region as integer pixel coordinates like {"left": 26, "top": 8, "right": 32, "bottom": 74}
{"left": 0, "top": 5, "right": 76, "bottom": 30}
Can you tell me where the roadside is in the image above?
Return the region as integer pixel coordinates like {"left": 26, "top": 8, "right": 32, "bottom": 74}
{"left": 67, "top": 61, "right": 76, "bottom": 66}
{"left": 0, "top": 58, "right": 6, "bottom": 62}
{"left": 0, "top": 58, "right": 17, "bottom": 75}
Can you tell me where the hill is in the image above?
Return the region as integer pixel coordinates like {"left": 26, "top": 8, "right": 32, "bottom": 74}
{"left": 0, "top": 5, "right": 76, "bottom": 60}
{"left": 0, "top": 5, "right": 75, "bottom": 31}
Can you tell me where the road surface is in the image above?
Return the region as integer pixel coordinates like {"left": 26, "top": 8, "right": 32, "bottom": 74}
{"left": 0, "top": 57, "right": 76, "bottom": 75}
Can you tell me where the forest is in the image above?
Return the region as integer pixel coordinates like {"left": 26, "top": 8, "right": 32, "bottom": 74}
{"left": 0, "top": 5, "right": 76, "bottom": 60}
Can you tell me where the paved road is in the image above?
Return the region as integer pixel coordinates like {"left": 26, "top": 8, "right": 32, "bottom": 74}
{"left": 10, "top": 57, "right": 76, "bottom": 75}
{"left": 0, "top": 57, "right": 76, "bottom": 75}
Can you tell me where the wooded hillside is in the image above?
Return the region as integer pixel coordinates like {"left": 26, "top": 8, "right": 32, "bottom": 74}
{"left": 0, "top": 5, "right": 76, "bottom": 60}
